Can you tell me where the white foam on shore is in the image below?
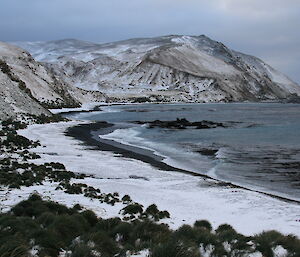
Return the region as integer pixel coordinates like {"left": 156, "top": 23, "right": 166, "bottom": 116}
{"left": 11, "top": 121, "right": 300, "bottom": 237}
{"left": 100, "top": 127, "right": 213, "bottom": 174}
{"left": 101, "top": 127, "right": 300, "bottom": 201}
{"left": 99, "top": 127, "right": 170, "bottom": 159}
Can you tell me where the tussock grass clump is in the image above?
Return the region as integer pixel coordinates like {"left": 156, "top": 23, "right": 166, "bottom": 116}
{"left": 151, "top": 239, "right": 201, "bottom": 257}
{"left": 254, "top": 230, "right": 288, "bottom": 257}
{"left": 121, "top": 203, "right": 144, "bottom": 216}
{"left": 0, "top": 158, "right": 83, "bottom": 189}
{"left": 194, "top": 219, "right": 213, "bottom": 231}
{"left": 145, "top": 204, "right": 170, "bottom": 221}
{"left": 122, "top": 194, "right": 132, "bottom": 203}
{"left": 120, "top": 203, "right": 170, "bottom": 222}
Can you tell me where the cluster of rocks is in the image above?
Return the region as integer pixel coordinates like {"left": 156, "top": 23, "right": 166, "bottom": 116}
{"left": 136, "top": 118, "right": 227, "bottom": 129}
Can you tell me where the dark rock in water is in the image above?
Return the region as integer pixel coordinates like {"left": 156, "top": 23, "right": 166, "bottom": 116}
{"left": 126, "top": 109, "right": 150, "bottom": 113}
{"left": 135, "top": 118, "right": 227, "bottom": 129}
{"left": 280, "top": 162, "right": 300, "bottom": 169}
{"left": 196, "top": 149, "right": 218, "bottom": 156}
{"left": 192, "top": 120, "right": 225, "bottom": 129}
{"left": 196, "top": 124, "right": 211, "bottom": 129}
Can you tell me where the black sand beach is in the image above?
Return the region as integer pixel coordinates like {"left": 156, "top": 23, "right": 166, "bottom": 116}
{"left": 65, "top": 122, "right": 201, "bottom": 174}
{"left": 65, "top": 121, "right": 300, "bottom": 204}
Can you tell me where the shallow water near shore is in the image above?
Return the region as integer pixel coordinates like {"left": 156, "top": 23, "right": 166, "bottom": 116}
{"left": 66, "top": 103, "right": 300, "bottom": 201}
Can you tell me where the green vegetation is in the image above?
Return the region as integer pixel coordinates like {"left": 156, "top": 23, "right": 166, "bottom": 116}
{"left": 29, "top": 113, "right": 68, "bottom": 124}
{"left": 1, "top": 123, "right": 41, "bottom": 153}
{"left": 0, "top": 119, "right": 82, "bottom": 188}
{"left": 0, "top": 158, "right": 84, "bottom": 189}
{"left": 194, "top": 220, "right": 213, "bottom": 231}
{"left": 0, "top": 115, "right": 66, "bottom": 152}
{"left": 1, "top": 195, "right": 299, "bottom": 257}
{"left": 144, "top": 204, "right": 170, "bottom": 221}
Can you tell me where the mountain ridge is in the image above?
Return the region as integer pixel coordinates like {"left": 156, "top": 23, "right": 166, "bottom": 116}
{"left": 12, "top": 35, "right": 299, "bottom": 103}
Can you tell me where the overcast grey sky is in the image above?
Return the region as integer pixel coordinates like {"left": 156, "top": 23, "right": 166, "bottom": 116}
{"left": 1, "top": 0, "right": 299, "bottom": 83}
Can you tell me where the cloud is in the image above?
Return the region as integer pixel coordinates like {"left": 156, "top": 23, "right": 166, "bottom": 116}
{"left": 216, "top": 0, "right": 300, "bottom": 18}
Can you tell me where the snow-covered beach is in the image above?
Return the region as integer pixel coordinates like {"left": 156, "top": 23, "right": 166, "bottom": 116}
{"left": 9, "top": 119, "right": 300, "bottom": 238}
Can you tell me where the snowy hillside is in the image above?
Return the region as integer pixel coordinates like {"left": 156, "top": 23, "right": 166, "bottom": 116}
{"left": 14, "top": 35, "right": 300, "bottom": 103}
{"left": 0, "top": 42, "right": 105, "bottom": 119}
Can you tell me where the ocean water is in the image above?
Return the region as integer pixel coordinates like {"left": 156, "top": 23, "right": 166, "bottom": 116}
{"left": 70, "top": 103, "right": 300, "bottom": 201}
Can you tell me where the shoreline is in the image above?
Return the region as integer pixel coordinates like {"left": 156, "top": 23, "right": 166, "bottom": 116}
{"left": 15, "top": 120, "right": 300, "bottom": 237}
{"left": 65, "top": 121, "right": 300, "bottom": 205}
{"left": 66, "top": 122, "right": 212, "bottom": 174}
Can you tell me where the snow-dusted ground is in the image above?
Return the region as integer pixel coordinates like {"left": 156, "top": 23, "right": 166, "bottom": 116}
{"left": 2, "top": 121, "right": 298, "bottom": 237}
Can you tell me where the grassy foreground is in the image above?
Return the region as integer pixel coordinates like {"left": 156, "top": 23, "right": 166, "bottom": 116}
{"left": 1, "top": 195, "right": 300, "bottom": 257}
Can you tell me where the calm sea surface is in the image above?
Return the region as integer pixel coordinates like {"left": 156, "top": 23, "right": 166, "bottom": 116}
{"left": 69, "top": 103, "right": 300, "bottom": 201}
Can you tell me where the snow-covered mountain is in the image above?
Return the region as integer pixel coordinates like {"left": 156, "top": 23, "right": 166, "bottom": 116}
{"left": 14, "top": 35, "right": 300, "bottom": 103}
{"left": 0, "top": 42, "right": 105, "bottom": 119}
